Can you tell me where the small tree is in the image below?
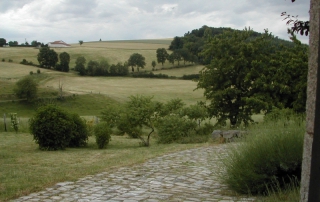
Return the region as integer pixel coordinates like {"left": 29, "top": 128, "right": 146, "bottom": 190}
{"left": 79, "top": 40, "right": 83, "bottom": 46}
{"left": 14, "top": 76, "right": 38, "bottom": 102}
{"left": 75, "top": 56, "right": 86, "bottom": 75}
{"left": 37, "top": 47, "right": 58, "bottom": 68}
{"left": 167, "top": 53, "right": 175, "bottom": 66}
{"left": 151, "top": 60, "right": 156, "bottom": 70}
{"left": 94, "top": 122, "right": 112, "bottom": 149}
{"left": 128, "top": 53, "right": 146, "bottom": 72}
{"left": 124, "top": 95, "right": 158, "bottom": 146}
{"left": 10, "top": 113, "right": 19, "bottom": 133}
{"left": 58, "top": 52, "right": 70, "bottom": 72}
{"left": 156, "top": 48, "right": 168, "bottom": 66}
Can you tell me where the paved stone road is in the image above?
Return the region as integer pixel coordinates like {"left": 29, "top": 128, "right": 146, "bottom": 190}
{"left": 13, "top": 144, "right": 256, "bottom": 202}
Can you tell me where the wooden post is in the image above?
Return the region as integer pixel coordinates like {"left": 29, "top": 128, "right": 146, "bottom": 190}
{"left": 3, "top": 113, "right": 7, "bottom": 132}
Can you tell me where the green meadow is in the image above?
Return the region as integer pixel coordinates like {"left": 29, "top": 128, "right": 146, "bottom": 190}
{"left": 0, "top": 39, "right": 209, "bottom": 201}
{"left": 0, "top": 39, "right": 300, "bottom": 202}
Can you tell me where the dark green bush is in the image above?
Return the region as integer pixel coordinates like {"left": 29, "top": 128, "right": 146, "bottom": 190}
{"left": 8, "top": 59, "right": 13, "bottom": 62}
{"left": 94, "top": 122, "right": 112, "bottom": 149}
{"left": 37, "top": 69, "right": 41, "bottom": 74}
{"left": 20, "top": 59, "right": 27, "bottom": 64}
{"left": 68, "top": 114, "right": 89, "bottom": 147}
{"left": 181, "top": 74, "right": 200, "bottom": 80}
{"left": 2, "top": 58, "right": 5, "bottom": 62}
{"left": 157, "top": 115, "right": 197, "bottom": 144}
{"left": 29, "top": 105, "right": 73, "bottom": 150}
{"left": 219, "top": 118, "right": 304, "bottom": 195}
{"left": 29, "top": 71, "right": 34, "bottom": 75}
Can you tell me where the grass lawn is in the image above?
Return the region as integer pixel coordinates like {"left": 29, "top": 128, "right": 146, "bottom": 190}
{"left": 0, "top": 132, "right": 209, "bottom": 201}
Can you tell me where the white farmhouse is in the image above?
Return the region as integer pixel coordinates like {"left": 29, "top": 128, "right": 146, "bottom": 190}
{"left": 48, "top": 40, "right": 71, "bottom": 48}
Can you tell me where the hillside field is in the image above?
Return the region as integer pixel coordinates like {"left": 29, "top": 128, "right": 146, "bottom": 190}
{"left": 0, "top": 39, "right": 205, "bottom": 116}
{"left": 0, "top": 39, "right": 201, "bottom": 72}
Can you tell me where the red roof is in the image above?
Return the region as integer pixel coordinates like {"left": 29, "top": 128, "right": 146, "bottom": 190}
{"left": 49, "top": 40, "right": 70, "bottom": 46}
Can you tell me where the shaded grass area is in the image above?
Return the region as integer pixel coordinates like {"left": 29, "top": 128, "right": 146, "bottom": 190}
{"left": 0, "top": 132, "right": 207, "bottom": 201}
{"left": 0, "top": 93, "right": 118, "bottom": 118}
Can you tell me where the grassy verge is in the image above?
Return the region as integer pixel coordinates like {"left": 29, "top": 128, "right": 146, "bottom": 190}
{"left": 0, "top": 132, "right": 208, "bottom": 201}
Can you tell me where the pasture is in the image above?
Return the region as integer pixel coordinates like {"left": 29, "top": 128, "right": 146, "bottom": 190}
{"left": 0, "top": 39, "right": 299, "bottom": 202}
{"left": 0, "top": 39, "right": 208, "bottom": 201}
{"left": 0, "top": 39, "right": 182, "bottom": 72}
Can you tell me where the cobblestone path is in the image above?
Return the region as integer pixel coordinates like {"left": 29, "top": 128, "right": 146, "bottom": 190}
{"left": 13, "top": 145, "right": 256, "bottom": 202}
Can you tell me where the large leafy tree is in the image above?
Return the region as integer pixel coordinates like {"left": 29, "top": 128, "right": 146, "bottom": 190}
{"left": 156, "top": 48, "right": 168, "bottom": 66}
{"left": 37, "top": 47, "right": 58, "bottom": 68}
{"left": 197, "top": 28, "right": 308, "bottom": 127}
{"left": 128, "top": 53, "right": 146, "bottom": 72}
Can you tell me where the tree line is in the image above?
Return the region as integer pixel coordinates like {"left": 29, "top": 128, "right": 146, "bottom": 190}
{"left": 0, "top": 38, "right": 47, "bottom": 47}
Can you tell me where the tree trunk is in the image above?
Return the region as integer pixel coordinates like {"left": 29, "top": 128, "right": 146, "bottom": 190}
{"left": 300, "top": 1, "right": 320, "bottom": 201}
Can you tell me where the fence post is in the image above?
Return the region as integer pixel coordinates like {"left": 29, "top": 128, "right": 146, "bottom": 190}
{"left": 4, "top": 113, "right": 7, "bottom": 132}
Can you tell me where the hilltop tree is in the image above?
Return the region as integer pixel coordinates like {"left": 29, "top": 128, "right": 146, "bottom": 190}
{"left": 128, "top": 53, "right": 146, "bottom": 72}
{"left": 37, "top": 47, "right": 58, "bottom": 68}
{"left": 0, "top": 38, "right": 6, "bottom": 47}
{"left": 79, "top": 40, "right": 83, "bottom": 46}
{"left": 169, "top": 36, "right": 184, "bottom": 50}
{"left": 156, "top": 48, "right": 168, "bottom": 66}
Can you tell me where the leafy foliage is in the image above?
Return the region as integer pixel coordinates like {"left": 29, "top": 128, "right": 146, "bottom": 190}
{"left": 68, "top": 113, "right": 89, "bottom": 147}
{"left": 197, "top": 28, "right": 308, "bottom": 127}
{"left": 156, "top": 48, "right": 168, "bottom": 66}
{"left": 29, "top": 105, "right": 74, "bottom": 150}
{"left": 75, "top": 56, "right": 87, "bottom": 75}
{"left": 0, "top": 38, "right": 6, "bottom": 47}
{"left": 10, "top": 113, "right": 19, "bottom": 133}
{"left": 14, "top": 76, "right": 38, "bottom": 102}
{"left": 37, "top": 47, "right": 58, "bottom": 68}
{"left": 29, "top": 105, "right": 89, "bottom": 150}
{"left": 57, "top": 52, "right": 70, "bottom": 72}
{"left": 128, "top": 53, "right": 146, "bottom": 72}
{"left": 94, "top": 122, "right": 112, "bottom": 149}
{"left": 157, "top": 115, "right": 197, "bottom": 144}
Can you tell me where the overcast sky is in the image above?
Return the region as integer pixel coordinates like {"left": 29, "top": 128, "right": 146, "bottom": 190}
{"left": 0, "top": 0, "right": 310, "bottom": 44}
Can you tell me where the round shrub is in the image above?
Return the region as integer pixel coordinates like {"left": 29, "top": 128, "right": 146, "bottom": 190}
{"left": 219, "top": 119, "right": 304, "bottom": 195}
{"left": 157, "top": 115, "right": 197, "bottom": 144}
{"left": 94, "top": 122, "right": 112, "bottom": 149}
{"left": 29, "top": 105, "right": 73, "bottom": 150}
{"left": 68, "top": 113, "right": 89, "bottom": 147}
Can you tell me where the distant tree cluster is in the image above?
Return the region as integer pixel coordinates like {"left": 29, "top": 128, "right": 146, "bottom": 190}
{"left": 74, "top": 56, "right": 129, "bottom": 76}
{"left": 168, "top": 25, "right": 295, "bottom": 65}
{"left": 37, "top": 47, "right": 70, "bottom": 72}
{"left": 0, "top": 38, "right": 47, "bottom": 47}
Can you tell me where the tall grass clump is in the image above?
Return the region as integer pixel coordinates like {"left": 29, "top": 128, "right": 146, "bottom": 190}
{"left": 219, "top": 111, "right": 304, "bottom": 196}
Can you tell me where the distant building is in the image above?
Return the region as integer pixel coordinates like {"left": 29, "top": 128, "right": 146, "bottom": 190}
{"left": 48, "top": 40, "right": 71, "bottom": 48}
